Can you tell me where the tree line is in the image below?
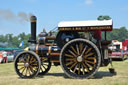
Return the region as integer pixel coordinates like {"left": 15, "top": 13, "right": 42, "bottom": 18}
{"left": 106, "top": 27, "right": 128, "bottom": 41}
{"left": 0, "top": 32, "right": 30, "bottom": 48}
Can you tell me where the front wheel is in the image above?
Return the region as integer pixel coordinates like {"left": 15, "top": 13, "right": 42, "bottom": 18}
{"left": 14, "top": 51, "right": 41, "bottom": 78}
{"left": 60, "top": 39, "right": 101, "bottom": 79}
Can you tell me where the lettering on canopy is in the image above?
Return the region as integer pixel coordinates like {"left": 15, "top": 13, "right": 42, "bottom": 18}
{"left": 58, "top": 26, "right": 112, "bottom": 31}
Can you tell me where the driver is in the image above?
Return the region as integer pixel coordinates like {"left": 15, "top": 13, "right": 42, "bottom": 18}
{"left": 93, "top": 29, "right": 102, "bottom": 41}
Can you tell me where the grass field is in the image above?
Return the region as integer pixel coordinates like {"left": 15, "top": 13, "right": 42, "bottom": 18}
{"left": 0, "top": 60, "right": 128, "bottom": 85}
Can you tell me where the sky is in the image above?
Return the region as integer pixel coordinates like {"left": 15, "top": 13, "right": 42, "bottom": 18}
{"left": 0, "top": 0, "right": 128, "bottom": 36}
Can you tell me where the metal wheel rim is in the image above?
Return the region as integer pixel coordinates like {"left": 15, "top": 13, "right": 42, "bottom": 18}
{"left": 60, "top": 39, "right": 101, "bottom": 79}
{"left": 14, "top": 51, "right": 40, "bottom": 78}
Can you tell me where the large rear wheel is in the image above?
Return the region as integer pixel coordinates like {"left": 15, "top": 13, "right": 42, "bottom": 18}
{"left": 14, "top": 51, "right": 41, "bottom": 78}
{"left": 60, "top": 39, "right": 101, "bottom": 79}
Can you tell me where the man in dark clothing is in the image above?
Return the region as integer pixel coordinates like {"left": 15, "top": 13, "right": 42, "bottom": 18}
{"left": 94, "top": 30, "right": 102, "bottom": 41}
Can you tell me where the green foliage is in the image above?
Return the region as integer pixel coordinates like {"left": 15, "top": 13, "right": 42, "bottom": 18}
{"left": 106, "top": 27, "right": 128, "bottom": 41}
{"left": 0, "top": 32, "right": 30, "bottom": 48}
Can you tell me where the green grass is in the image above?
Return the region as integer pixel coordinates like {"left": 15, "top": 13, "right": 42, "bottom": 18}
{"left": 0, "top": 60, "right": 128, "bottom": 85}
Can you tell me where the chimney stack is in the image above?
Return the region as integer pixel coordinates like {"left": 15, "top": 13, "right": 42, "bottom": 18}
{"left": 28, "top": 15, "right": 37, "bottom": 43}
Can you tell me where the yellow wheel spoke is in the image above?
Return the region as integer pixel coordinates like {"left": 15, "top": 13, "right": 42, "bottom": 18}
{"left": 82, "top": 65, "right": 85, "bottom": 74}
{"left": 70, "top": 46, "right": 78, "bottom": 55}
{"left": 18, "top": 61, "right": 24, "bottom": 63}
{"left": 24, "top": 55, "right": 28, "bottom": 62}
{"left": 28, "top": 68, "right": 31, "bottom": 76}
{"left": 79, "top": 43, "right": 83, "bottom": 54}
{"left": 66, "top": 58, "right": 76, "bottom": 61}
{"left": 82, "top": 62, "right": 90, "bottom": 72}
{"left": 25, "top": 67, "right": 28, "bottom": 76}
{"left": 73, "top": 64, "right": 78, "bottom": 72}
{"left": 30, "top": 56, "right": 34, "bottom": 61}
{"left": 21, "top": 55, "right": 25, "bottom": 62}
{"left": 66, "top": 61, "right": 74, "bottom": 66}
{"left": 69, "top": 50, "right": 77, "bottom": 57}
{"left": 31, "top": 63, "right": 38, "bottom": 66}
{"left": 30, "top": 66, "right": 34, "bottom": 73}
{"left": 30, "top": 56, "right": 35, "bottom": 63}
{"left": 19, "top": 60, "right": 25, "bottom": 63}
{"left": 18, "top": 62, "right": 24, "bottom": 65}
{"left": 42, "top": 65, "right": 46, "bottom": 70}
{"left": 42, "top": 57, "right": 47, "bottom": 61}
{"left": 85, "top": 62, "right": 93, "bottom": 68}
{"left": 19, "top": 67, "right": 25, "bottom": 70}
{"left": 65, "top": 54, "right": 74, "bottom": 58}
{"left": 69, "top": 62, "right": 77, "bottom": 69}
{"left": 76, "top": 44, "right": 80, "bottom": 55}
{"left": 27, "top": 55, "right": 30, "bottom": 62}
{"left": 30, "top": 58, "right": 36, "bottom": 64}
{"left": 84, "top": 53, "right": 94, "bottom": 59}
{"left": 18, "top": 64, "right": 24, "bottom": 66}
{"left": 21, "top": 67, "right": 26, "bottom": 74}
{"left": 40, "top": 66, "right": 43, "bottom": 72}
{"left": 87, "top": 57, "right": 95, "bottom": 60}
{"left": 85, "top": 48, "right": 92, "bottom": 54}
{"left": 78, "top": 63, "right": 81, "bottom": 75}
{"left": 85, "top": 60, "right": 95, "bottom": 64}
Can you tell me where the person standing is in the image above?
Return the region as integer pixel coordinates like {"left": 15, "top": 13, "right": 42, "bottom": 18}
{"left": 93, "top": 29, "right": 102, "bottom": 41}
{"left": 0, "top": 52, "right": 3, "bottom": 64}
{"left": 2, "top": 51, "right": 8, "bottom": 63}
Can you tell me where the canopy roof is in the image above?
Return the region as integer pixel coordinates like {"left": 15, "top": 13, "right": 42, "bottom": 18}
{"left": 58, "top": 20, "right": 113, "bottom": 31}
{"left": 58, "top": 20, "right": 112, "bottom": 27}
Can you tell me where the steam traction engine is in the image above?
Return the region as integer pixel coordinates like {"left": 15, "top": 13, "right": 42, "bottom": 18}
{"left": 14, "top": 16, "right": 113, "bottom": 79}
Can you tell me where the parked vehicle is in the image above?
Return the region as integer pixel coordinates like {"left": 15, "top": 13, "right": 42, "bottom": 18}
{"left": 109, "top": 50, "right": 128, "bottom": 60}
{"left": 7, "top": 52, "right": 14, "bottom": 62}
{"left": 109, "top": 41, "right": 128, "bottom": 60}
